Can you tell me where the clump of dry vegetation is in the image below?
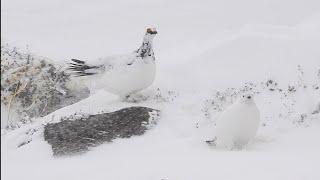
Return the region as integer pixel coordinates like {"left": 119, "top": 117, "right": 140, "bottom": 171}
{"left": 1, "top": 43, "right": 89, "bottom": 128}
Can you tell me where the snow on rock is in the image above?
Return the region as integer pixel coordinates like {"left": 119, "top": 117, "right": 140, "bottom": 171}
{"left": 44, "top": 106, "right": 160, "bottom": 156}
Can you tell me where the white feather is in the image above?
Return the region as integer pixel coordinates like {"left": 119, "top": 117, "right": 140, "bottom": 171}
{"left": 214, "top": 94, "right": 260, "bottom": 149}
{"left": 84, "top": 55, "right": 156, "bottom": 97}
{"left": 70, "top": 29, "right": 158, "bottom": 98}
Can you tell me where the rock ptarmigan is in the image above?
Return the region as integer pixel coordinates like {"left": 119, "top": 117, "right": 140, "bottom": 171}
{"left": 67, "top": 28, "right": 157, "bottom": 100}
{"left": 214, "top": 94, "right": 260, "bottom": 149}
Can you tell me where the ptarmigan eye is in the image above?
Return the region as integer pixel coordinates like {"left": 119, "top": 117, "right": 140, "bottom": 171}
{"left": 146, "top": 28, "right": 157, "bottom": 34}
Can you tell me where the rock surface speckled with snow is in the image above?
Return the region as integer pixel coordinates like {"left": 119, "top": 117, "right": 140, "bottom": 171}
{"left": 44, "top": 106, "right": 160, "bottom": 156}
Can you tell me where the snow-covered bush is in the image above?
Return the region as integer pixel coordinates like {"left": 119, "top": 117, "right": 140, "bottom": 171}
{"left": 202, "top": 66, "right": 320, "bottom": 127}
{"left": 1, "top": 43, "right": 89, "bottom": 128}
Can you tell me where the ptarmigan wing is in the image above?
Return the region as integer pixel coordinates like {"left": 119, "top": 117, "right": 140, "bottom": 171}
{"left": 67, "top": 52, "right": 137, "bottom": 77}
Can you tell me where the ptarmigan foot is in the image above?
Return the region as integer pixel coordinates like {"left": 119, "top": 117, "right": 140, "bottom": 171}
{"left": 123, "top": 94, "right": 149, "bottom": 103}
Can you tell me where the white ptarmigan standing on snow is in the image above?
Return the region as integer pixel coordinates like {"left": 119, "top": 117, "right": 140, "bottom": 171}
{"left": 214, "top": 94, "right": 260, "bottom": 149}
{"left": 67, "top": 28, "right": 158, "bottom": 100}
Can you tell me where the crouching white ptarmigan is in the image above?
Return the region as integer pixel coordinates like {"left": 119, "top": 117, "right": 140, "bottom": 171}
{"left": 67, "top": 28, "right": 158, "bottom": 100}
{"left": 213, "top": 94, "right": 260, "bottom": 149}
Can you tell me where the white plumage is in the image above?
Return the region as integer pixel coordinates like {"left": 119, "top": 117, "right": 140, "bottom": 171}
{"left": 68, "top": 28, "right": 157, "bottom": 99}
{"left": 214, "top": 94, "right": 260, "bottom": 149}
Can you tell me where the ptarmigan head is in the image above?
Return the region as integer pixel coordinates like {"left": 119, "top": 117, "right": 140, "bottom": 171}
{"left": 144, "top": 28, "right": 157, "bottom": 41}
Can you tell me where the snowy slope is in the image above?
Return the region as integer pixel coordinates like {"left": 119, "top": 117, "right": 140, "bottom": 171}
{"left": 2, "top": 0, "right": 320, "bottom": 180}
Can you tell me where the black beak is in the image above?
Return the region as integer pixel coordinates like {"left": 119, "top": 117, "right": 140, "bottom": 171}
{"left": 247, "top": 96, "right": 251, "bottom": 99}
{"left": 150, "top": 31, "right": 157, "bottom": 34}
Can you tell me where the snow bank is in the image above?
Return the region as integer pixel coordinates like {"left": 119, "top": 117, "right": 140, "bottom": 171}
{"left": 1, "top": 0, "right": 320, "bottom": 179}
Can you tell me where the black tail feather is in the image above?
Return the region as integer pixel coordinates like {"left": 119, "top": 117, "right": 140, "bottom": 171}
{"left": 71, "top": 59, "right": 85, "bottom": 64}
{"left": 67, "top": 59, "right": 101, "bottom": 77}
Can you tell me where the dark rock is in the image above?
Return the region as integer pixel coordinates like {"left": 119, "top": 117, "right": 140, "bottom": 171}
{"left": 44, "top": 106, "right": 160, "bottom": 156}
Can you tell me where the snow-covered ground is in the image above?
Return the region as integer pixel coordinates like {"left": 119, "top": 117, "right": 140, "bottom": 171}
{"left": 1, "top": 0, "right": 320, "bottom": 179}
